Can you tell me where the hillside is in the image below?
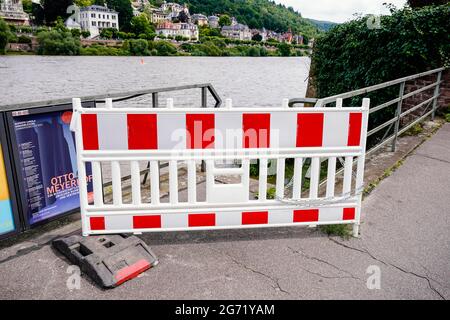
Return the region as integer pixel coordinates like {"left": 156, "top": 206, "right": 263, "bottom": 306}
{"left": 151, "top": 0, "right": 319, "bottom": 37}
{"left": 307, "top": 19, "right": 338, "bottom": 31}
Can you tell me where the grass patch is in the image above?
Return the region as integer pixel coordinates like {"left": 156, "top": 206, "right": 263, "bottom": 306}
{"left": 363, "top": 159, "right": 404, "bottom": 197}
{"left": 319, "top": 224, "right": 352, "bottom": 239}
{"left": 445, "top": 113, "right": 450, "bottom": 122}
{"left": 403, "top": 123, "right": 423, "bottom": 136}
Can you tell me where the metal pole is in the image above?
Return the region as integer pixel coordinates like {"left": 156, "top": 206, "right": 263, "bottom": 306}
{"left": 431, "top": 71, "right": 442, "bottom": 120}
{"left": 201, "top": 87, "right": 207, "bottom": 108}
{"left": 201, "top": 87, "right": 208, "bottom": 172}
{"left": 391, "top": 81, "right": 405, "bottom": 152}
{"left": 152, "top": 92, "right": 159, "bottom": 108}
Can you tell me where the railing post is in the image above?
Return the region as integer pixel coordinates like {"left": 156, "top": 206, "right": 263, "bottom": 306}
{"left": 201, "top": 86, "right": 207, "bottom": 108}
{"left": 152, "top": 92, "right": 159, "bottom": 108}
{"left": 431, "top": 71, "right": 442, "bottom": 120}
{"left": 201, "top": 87, "right": 208, "bottom": 172}
{"left": 391, "top": 81, "right": 405, "bottom": 152}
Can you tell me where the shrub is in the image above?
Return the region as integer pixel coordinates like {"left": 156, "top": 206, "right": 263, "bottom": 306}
{"left": 70, "top": 28, "right": 81, "bottom": 38}
{"left": 277, "top": 42, "right": 292, "bottom": 56}
{"left": 17, "top": 35, "right": 32, "bottom": 44}
{"left": 126, "top": 39, "right": 150, "bottom": 56}
{"left": 80, "top": 44, "right": 125, "bottom": 56}
{"left": 260, "top": 46, "right": 268, "bottom": 57}
{"left": 247, "top": 46, "right": 261, "bottom": 57}
{"left": 311, "top": 5, "right": 449, "bottom": 108}
{"left": 0, "top": 18, "right": 13, "bottom": 54}
{"left": 37, "top": 29, "right": 80, "bottom": 55}
{"left": 154, "top": 40, "right": 177, "bottom": 56}
{"left": 81, "top": 30, "right": 91, "bottom": 39}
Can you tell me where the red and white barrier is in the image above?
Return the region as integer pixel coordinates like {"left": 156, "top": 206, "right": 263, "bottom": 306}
{"left": 71, "top": 97, "right": 369, "bottom": 237}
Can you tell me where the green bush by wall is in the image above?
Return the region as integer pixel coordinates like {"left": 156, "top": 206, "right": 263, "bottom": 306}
{"left": 311, "top": 4, "right": 449, "bottom": 103}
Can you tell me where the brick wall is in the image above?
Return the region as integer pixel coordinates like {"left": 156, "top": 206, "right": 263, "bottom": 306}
{"left": 402, "top": 69, "right": 450, "bottom": 116}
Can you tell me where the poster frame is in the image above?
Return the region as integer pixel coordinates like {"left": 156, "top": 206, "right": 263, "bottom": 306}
{"left": 0, "top": 112, "right": 22, "bottom": 240}
{"left": 5, "top": 102, "right": 95, "bottom": 230}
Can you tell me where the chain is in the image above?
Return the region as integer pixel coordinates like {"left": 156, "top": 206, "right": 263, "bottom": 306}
{"left": 274, "top": 168, "right": 365, "bottom": 208}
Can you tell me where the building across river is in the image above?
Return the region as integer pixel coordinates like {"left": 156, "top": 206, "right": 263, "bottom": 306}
{"left": 0, "top": 0, "right": 29, "bottom": 26}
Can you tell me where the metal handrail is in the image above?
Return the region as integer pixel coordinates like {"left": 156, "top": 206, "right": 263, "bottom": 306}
{"left": 313, "top": 67, "right": 445, "bottom": 107}
{"left": 289, "top": 67, "right": 446, "bottom": 154}
{"left": 303, "top": 66, "right": 447, "bottom": 191}
{"left": 0, "top": 83, "right": 223, "bottom": 111}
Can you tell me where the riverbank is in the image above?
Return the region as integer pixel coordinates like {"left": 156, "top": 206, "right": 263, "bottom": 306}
{"left": 6, "top": 37, "right": 309, "bottom": 57}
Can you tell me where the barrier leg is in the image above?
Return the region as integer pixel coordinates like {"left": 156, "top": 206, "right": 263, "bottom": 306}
{"left": 352, "top": 223, "right": 360, "bottom": 238}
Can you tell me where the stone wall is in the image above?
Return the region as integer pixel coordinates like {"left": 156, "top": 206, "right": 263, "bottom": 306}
{"left": 402, "top": 69, "right": 450, "bottom": 116}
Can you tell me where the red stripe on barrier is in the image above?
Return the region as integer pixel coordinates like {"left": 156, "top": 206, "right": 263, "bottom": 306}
{"left": 133, "top": 215, "right": 162, "bottom": 229}
{"left": 127, "top": 114, "right": 158, "bottom": 150}
{"left": 90, "top": 217, "right": 105, "bottom": 230}
{"left": 242, "top": 211, "right": 269, "bottom": 225}
{"left": 348, "top": 113, "right": 362, "bottom": 146}
{"left": 188, "top": 213, "right": 216, "bottom": 227}
{"left": 293, "top": 209, "right": 319, "bottom": 223}
{"left": 296, "top": 113, "right": 324, "bottom": 147}
{"left": 186, "top": 114, "right": 215, "bottom": 149}
{"left": 114, "top": 259, "right": 151, "bottom": 286}
{"left": 81, "top": 114, "right": 99, "bottom": 150}
{"left": 243, "top": 113, "right": 270, "bottom": 148}
{"left": 343, "top": 207, "right": 356, "bottom": 220}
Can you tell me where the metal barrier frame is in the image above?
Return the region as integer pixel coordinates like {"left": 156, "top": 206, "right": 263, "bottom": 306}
{"left": 71, "top": 97, "right": 370, "bottom": 238}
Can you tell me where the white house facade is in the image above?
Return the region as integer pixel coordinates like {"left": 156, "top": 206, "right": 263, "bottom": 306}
{"left": 78, "top": 5, "right": 119, "bottom": 38}
{"left": 0, "top": 0, "right": 29, "bottom": 25}
{"left": 221, "top": 23, "right": 252, "bottom": 41}
{"left": 156, "top": 21, "right": 198, "bottom": 41}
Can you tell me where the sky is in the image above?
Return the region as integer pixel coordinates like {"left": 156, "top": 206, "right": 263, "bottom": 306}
{"left": 275, "top": 0, "right": 408, "bottom": 23}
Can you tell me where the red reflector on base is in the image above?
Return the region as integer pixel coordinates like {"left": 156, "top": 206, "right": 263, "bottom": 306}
{"left": 188, "top": 213, "right": 216, "bottom": 227}
{"left": 242, "top": 211, "right": 268, "bottom": 225}
{"left": 133, "top": 215, "right": 162, "bottom": 229}
{"left": 90, "top": 217, "right": 105, "bottom": 231}
{"left": 343, "top": 208, "right": 356, "bottom": 220}
{"left": 293, "top": 209, "right": 319, "bottom": 223}
{"left": 114, "top": 259, "right": 151, "bottom": 286}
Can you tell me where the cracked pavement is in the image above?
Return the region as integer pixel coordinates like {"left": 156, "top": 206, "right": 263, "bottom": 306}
{"left": 0, "top": 124, "right": 449, "bottom": 300}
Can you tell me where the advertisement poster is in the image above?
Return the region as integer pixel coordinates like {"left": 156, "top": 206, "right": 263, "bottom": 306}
{"left": 12, "top": 109, "right": 93, "bottom": 225}
{"left": 0, "top": 144, "right": 15, "bottom": 235}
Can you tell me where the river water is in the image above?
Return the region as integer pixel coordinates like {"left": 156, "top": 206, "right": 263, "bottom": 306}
{"left": 0, "top": 56, "right": 310, "bottom": 107}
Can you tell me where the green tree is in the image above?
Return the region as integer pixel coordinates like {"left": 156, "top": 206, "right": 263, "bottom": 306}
{"left": 74, "top": 0, "right": 93, "bottom": 6}
{"left": 130, "top": 14, "right": 154, "bottom": 36}
{"left": 22, "top": 0, "right": 33, "bottom": 14}
{"left": 81, "top": 30, "right": 91, "bottom": 38}
{"left": 41, "top": 0, "right": 73, "bottom": 25}
{"left": 100, "top": 28, "right": 117, "bottom": 39}
{"left": 126, "top": 39, "right": 150, "bottom": 55}
{"left": 277, "top": 42, "right": 291, "bottom": 56}
{"left": 37, "top": 29, "right": 81, "bottom": 55}
{"left": 219, "top": 14, "right": 231, "bottom": 27}
{"left": 105, "top": 0, "right": 134, "bottom": 31}
{"left": 252, "top": 34, "right": 262, "bottom": 42}
{"left": 174, "top": 0, "right": 319, "bottom": 37}
{"left": 178, "top": 10, "right": 190, "bottom": 23}
{"left": 0, "top": 18, "right": 13, "bottom": 54}
{"left": 71, "top": 28, "right": 81, "bottom": 38}
{"left": 247, "top": 46, "right": 261, "bottom": 57}
{"left": 154, "top": 40, "right": 177, "bottom": 55}
{"left": 310, "top": 4, "right": 449, "bottom": 130}
{"left": 408, "top": 0, "right": 448, "bottom": 7}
